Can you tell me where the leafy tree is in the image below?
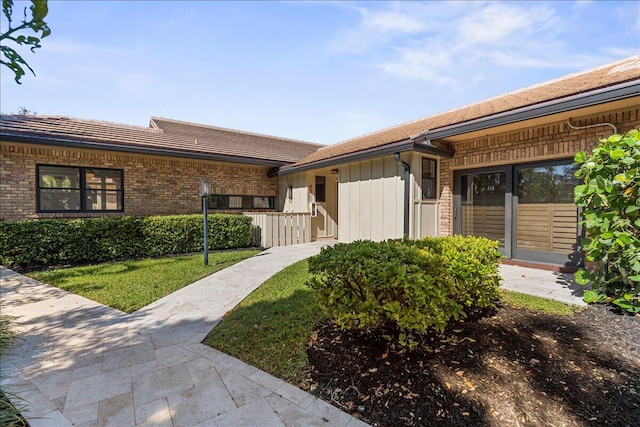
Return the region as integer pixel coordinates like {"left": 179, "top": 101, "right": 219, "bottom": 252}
{"left": 1, "top": 0, "right": 50, "bottom": 84}
{"left": 573, "top": 130, "right": 640, "bottom": 313}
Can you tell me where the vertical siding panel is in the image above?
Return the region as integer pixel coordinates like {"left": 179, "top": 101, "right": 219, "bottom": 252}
{"left": 338, "top": 166, "right": 349, "bottom": 242}
{"left": 382, "top": 156, "right": 398, "bottom": 240}
{"left": 349, "top": 163, "right": 361, "bottom": 241}
{"left": 359, "top": 160, "right": 372, "bottom": 240}
{"left": 370, "top": 157, "right": 384, "bottom": 242}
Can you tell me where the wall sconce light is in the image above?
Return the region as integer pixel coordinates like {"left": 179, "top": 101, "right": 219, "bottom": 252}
{"left": 287, "top": 185, "right": 293, "bottom": 201}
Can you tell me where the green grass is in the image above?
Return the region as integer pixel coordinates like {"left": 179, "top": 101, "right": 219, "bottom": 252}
{"left": 27, "top": 250, "right": 259, "bottom": 313}
{"left": 499, "top": 290, "right": 581, "bottom": 316}
{"left": 203, "top": 259, "right": 324, "bottom": 384}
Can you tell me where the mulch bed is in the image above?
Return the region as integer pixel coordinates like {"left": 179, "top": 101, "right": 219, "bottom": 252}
{"left": 305, "top": 304, "right": 640, "bottom": 427}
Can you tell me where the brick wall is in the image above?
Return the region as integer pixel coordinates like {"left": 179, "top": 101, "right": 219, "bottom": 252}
{"left": 0, "top": 142, "right": 279, "bottom": 221}
{"left": 437, "top": 106, "right": 640, "bottom": 236}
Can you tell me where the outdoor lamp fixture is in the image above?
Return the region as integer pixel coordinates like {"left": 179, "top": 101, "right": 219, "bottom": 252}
{"left": 199, "top": 180, "right": 212, "bottom": 265}
{"left": 287, "top": 185, "right": 293, "bottom": 201}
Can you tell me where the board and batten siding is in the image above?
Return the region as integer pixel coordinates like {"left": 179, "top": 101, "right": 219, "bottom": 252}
{"left": 338, "top": 155, "right": 407, "bottom": 242}
{"left": 280, "top": 173, "right": 311, "bottom": 213}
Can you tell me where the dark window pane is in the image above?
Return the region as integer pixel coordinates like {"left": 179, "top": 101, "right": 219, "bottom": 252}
{"left": 242, "top": 196, "right": 252, "bottom": 209}
{"left": 208, "top": 196, "right": 227, "bottom": 209}
{"left": 253, "top": 196, "right": 273, "bottom": 209}
{"left": 39, "top": 189, "right": 81, "bottom": 211}
{"left": 39, "top": 166, "right": 80, "bottom": 189}
{"left": 85, "top": 169, "right": 122, "bottom": 190}
{"left": 460, "top": 171, "right": 506, "bottom": 248}
{"left": 315, "top": 176, "right": 326, "bottom": 202}
{"left": 551, "top": 164, "right": 580, "bottom": 203}
{"left": 85, "top": 190, "right": 122, "bottom": 211}
{"left": 422, "top": 158, "right": 437, "bottom": 199}
{"left": 83, "top": 169, "right": 123, "bottom": 211}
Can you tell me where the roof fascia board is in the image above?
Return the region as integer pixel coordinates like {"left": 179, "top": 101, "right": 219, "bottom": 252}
{"left": 425, "top": 80, "right": 640, "bottom": 140}
{"left": 279, "top": 140, "right": 453, "bottom": 175}
{"left": 0, "top": 134, "right": 287, "bottom": 167}
{"left": 279, "top": 140, "right": 413, "bottom": 175}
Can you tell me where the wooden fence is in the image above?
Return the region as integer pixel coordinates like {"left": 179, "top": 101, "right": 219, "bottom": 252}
{"left": 243, "top": 212, "right": 312, "bottom": 248}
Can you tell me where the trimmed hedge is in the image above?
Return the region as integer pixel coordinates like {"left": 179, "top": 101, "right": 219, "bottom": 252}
{"left": 0, "top": 214, "right": 253, "bottom": 270}
{"left": 306, "top": 236, "right": 501, "bottom": 347}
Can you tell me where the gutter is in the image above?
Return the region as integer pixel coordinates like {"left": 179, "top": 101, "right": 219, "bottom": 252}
{"left": 394, "top": 153, "right": 410, "bottom": 237}
{"left": 0, "top": 133, "right": 288, "bottom": 167}
{"left": 420, "top": 79, "right": 640, "bottom": 141}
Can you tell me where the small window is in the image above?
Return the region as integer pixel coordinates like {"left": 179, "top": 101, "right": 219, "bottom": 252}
{"left": 37, "top": 165, "right": 123, "bottom": 212}
{"left": 315, "top": 176, "right": 326, "bottom": 202}
{"left": 422, "top": 158, "right": 437, "bottom": 200}
{"left": 207, "top": 194, "right": 275, "bottom": 210}
{"left": 253, "top": 196, "right": 274, "bottom": 209}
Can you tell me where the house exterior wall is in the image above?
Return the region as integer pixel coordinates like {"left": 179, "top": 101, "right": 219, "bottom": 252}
{"left": 280, "top": 173, "right": 311, "bottom": 213}
{"left": 0, "top": 141, "right": 278, "bottom": 221}
{"left": 337, "top": 154, "right": 408, "bottom": 242}
{"left": 437, "top": 105, "right": 640, "bottom": 236}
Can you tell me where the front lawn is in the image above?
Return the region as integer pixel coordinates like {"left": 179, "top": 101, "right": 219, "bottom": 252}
{"left": 203, "top": 259, "right": 323, "bottom": 383}
{"left": 27, "top": 250, "right": 259, "bottom": 313}
{"left": 205, "top": 260, "right": 640, "bottom": 426}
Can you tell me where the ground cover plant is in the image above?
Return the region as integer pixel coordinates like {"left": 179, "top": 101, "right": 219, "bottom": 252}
{"left": 0, "top": 316, "right": 28, "bottom": 427}
{"left": 28, "top": 250, "right": 258, "bottom": 312}
{"left": 205, "top": 247, "right": 639, "bottom": 426}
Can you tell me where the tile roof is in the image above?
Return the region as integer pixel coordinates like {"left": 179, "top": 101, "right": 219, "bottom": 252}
{"left": 295, "top": 56, "right": 640, "bottom": 166}
{"left": 0, "top": 115, "right": 322, "bottom": 165}
{"left": 150, "top": 117, "right": 322, "bottom": 163}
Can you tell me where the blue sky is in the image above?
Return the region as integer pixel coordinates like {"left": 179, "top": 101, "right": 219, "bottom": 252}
{"left": 1, "top": 1, "right": 639, "bottom": 145}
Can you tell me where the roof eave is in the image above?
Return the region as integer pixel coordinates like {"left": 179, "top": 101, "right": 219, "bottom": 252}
{"left": 279, "top": 79, "right": 639, "bottom": 176}
{"left": 424, "top": 79, "right": 640, "bottom": 141}
{"left": 278, "top": 140, "right": 454, "bottom": 176}
{"left": 0, "top": 133, "right": 289, "bottom": 167}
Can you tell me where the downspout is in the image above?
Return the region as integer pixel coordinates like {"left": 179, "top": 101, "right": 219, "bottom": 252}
{"left": 394, "top": 153, "right": 410, "bottom": 237}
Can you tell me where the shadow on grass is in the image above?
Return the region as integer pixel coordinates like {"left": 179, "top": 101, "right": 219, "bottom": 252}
{"left": 204, "top": 287, "right": 324, "bottom": 383}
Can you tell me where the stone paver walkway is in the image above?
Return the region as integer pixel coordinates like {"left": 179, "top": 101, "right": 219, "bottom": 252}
{"left": 1, "top": 241, "right": 586, "bottom": 427}
{"left": 1, "top": 241, "right": 368, "bottom": 427}
{"left": 500, "top": 264, "right": 587, "bottom": 306}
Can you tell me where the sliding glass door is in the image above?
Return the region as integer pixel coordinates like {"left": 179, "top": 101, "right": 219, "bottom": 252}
{"left": 513, "top": 162, "right": 581, "bottom": 265}
{"left": 454, "top": 160, "right": 581, "bottom": 266}
{"left": 454, "top": 167, "right": 511, "bottom": 257}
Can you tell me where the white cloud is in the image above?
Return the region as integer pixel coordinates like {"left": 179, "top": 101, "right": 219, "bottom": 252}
{"left": 329, "top": 1, "right": 635, "bottom": 88}
{"left": 456, "top": 3, "right": 556, "bottom": 47}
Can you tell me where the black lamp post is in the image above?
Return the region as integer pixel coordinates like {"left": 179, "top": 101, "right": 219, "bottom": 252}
{"left": 199, "top": 180, "right": 212, "bottom": 265}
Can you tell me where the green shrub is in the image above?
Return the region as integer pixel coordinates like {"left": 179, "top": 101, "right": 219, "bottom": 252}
{"left": 408, "top": 236, "right": 502, "bottom": 309}
{"left": 573, "top": 130, "right": 640, "bottom": 313}
{"left": 0, "top": 214, "right": 253, "bottom": 270}
{"left": 306, "top": 237, "right": 501, "bottom": 347}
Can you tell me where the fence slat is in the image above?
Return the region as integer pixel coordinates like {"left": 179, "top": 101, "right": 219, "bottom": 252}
{"left": 244, "top": 212, "right": 312, "bottom": 248}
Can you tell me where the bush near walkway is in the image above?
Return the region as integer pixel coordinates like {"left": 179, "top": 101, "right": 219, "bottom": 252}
{"left": 0, "top": 214, "right": 252, "bottom": 270}
{"left": 306, "top": 237, "right": 501, "bottom": 347}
